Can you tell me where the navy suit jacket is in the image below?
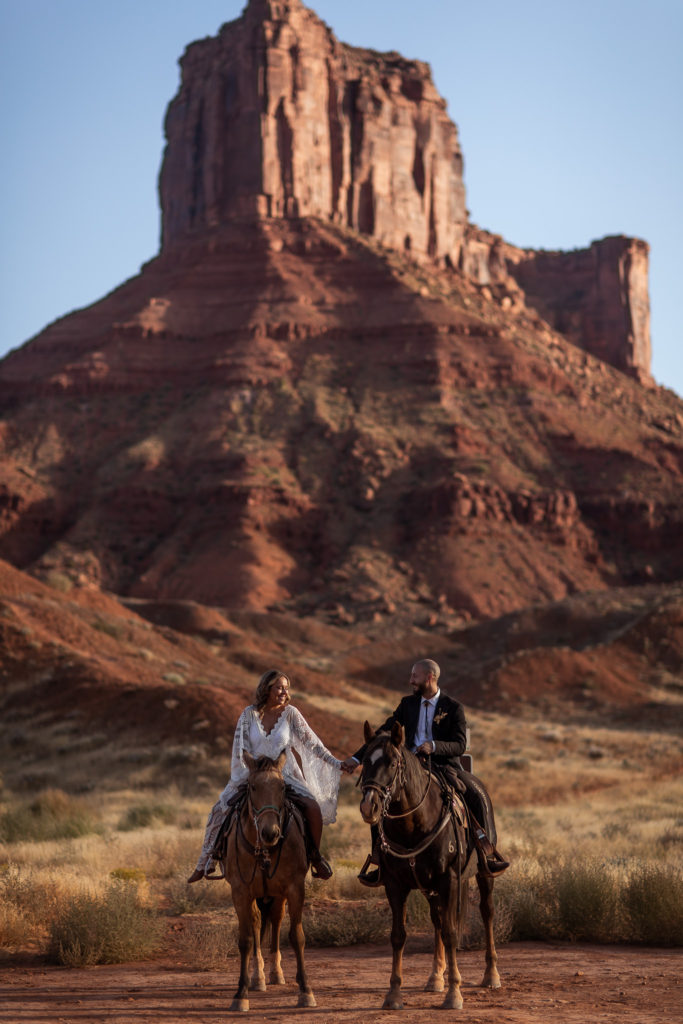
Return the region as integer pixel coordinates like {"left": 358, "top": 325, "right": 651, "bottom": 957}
{"left": 354, "top": 692, "right": 467, "bottom": 768}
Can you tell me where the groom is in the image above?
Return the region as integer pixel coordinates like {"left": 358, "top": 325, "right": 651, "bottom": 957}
{"left": 342, "top": 658, "right": 508, "bottom": 885}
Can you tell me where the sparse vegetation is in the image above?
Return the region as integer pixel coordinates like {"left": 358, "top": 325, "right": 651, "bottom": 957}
{"left": 117, "top": 803, "right": 177, "bottom": 831}
{"left": 48, "top": 879, "right": 163, "bottom": 966}
{"left": 0, "top": 789, "right": 101, "bottom": 843}
{"left": 0, "top": 719, "right": 680, "bottom": 965}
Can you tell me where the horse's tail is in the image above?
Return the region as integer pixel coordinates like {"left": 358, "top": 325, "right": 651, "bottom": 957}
{"left": 256, "top": 896, "right": 275, "bottom": 934}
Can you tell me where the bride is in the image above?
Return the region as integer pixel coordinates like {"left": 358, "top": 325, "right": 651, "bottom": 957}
{"left": 187, "top": 668, "right": 342, "bottom": 882}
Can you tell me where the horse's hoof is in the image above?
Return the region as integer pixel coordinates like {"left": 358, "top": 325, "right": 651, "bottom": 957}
{"left": 424, "top": 974, "right": 445, "bottom": 993}
{"left": 297, "top": 991, "right": 317, "bottom": 1007}
{"left": 269, "top": 969, "right": 286, "bottom": 985}
{"left": 440, "top": 989, "right": 464, "bottom": 1010}
{"left": 229, "top": 998, "right": 250, "bottom": 1012}
{"left": 249, "top": 976, "right": 266, "bottom": 991}
{"left": 481, "top": 970, "right": 501, "bottom": 989}
{"left": 382, "top": 993, "right": 404, "bottom": 1010}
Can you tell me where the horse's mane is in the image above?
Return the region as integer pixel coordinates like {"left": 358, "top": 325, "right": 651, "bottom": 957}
{"left": 252, "top": 755, "right": 283, "bottom": 773}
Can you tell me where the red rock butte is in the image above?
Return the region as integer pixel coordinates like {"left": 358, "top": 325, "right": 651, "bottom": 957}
{"left": 160, "top": 0, "right": 649, "bottom": 381}
{"left": 0, "top": 0, "right": 681, "bottom": 630}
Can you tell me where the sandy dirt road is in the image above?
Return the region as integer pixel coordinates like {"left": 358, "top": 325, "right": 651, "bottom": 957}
{"left": 1, "top": 942, "right": 679, "bottom": 1024}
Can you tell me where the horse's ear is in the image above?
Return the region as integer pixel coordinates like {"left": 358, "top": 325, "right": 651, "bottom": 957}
{"left": 244, "top": 752, "right": 256, "bottom": 773}
{"left": 391, "top": 721, "right": 404, "bottom": 748}
{"left": 274, "top": 749, "right": 287, "bottom": 772}
{"left": 363, "top": 720, "right": 374, "bottom": 744}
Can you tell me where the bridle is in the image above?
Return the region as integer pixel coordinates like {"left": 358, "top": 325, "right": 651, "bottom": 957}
{"left": 360, "top": 745, "right": 433, "bottom": 820}
{"left": 235, "top": 770, "right": 287, "bottom": 883}
{"left": 247, "top": 770, "right": 285, "bottom": 843}
{"left": 360, "top": 742, "right": 456, "bottom": 894}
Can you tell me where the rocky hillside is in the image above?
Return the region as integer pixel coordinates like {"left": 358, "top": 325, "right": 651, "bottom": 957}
{"left": 0, "top": 0, "right": 682, "bottom": 755}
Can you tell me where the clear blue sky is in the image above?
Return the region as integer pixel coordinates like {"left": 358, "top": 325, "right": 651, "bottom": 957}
{"left": 1, "top": 0, "right": 681, "bottom": 396}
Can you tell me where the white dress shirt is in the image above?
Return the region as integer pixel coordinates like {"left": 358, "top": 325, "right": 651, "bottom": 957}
{"left": 412, "top": 689, "right": 441, "bottom": 752}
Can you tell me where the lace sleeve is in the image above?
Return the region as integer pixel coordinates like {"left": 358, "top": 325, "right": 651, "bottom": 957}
{"left": 288, "top": 706, "right": 341, "bottom": 768}
{"left": 230, "top": 706, "right": 255, "bottom": 784}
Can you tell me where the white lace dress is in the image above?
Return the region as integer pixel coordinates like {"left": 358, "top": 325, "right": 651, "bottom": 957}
{"left": 194, "top": 704, "right": 341, "bottom": 872}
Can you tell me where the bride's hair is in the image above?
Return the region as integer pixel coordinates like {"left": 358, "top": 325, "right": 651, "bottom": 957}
{"left": 255, "top": 669, "right": 291, "bottom": 712}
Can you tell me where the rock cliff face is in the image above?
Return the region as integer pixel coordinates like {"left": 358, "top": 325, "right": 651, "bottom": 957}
{"left": 159, "top": 0, "right": 651, "bottom": 382}
{"left": 160, "top": 0, "right": 466, "bottom": 264}
{"left": 460, "top": 227, "right": 652, "bottom": 382}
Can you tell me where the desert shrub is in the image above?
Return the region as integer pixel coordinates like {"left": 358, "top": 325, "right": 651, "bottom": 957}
{"left": 117, "top": 804, "right": 177, "bottom": 831}
{"left": 624, "top": 863, "right": 683, "bottom": 946}
{"left": 551, "top": 860, "right": 620, "bottom": 942}
{"left": 0, "top": 899, "right": 34, "bottom": 950}
{"left": 48, "top": 879, "right": 163, "bottom": 966}
{"left": 0, "top": 866, "right": 63, "bottom": 928}
{"left": 494, "top": 861, "right": 555, "bottom": 940}
{"left": 175, "top": 915, "right": 238, "bottom": 970}
{"left": 44, "top": 570, "right": 73, "bottom": 593}
{"left": 0, "top": 789, "right": 100, "bottom": 843}
{"left": 92, "top": 618, "right": 124, "bottom": 638}
{"left": 304, "top": 899, "right": 387, "bottom": 946}
{"left": 494, "top": 859, "right": 620, "bottom": 942}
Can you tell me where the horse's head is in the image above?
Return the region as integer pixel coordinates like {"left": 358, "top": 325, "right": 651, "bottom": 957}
{"left": 244, "top": 750, "right": 287, "bottom": 847}
{"left": 358, "top": 719, "right": 406, "bottom": 825}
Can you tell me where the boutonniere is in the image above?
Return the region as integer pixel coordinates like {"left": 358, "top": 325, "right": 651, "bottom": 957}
{"left": 433, "top": 710, "right": 447, "bottom": 726}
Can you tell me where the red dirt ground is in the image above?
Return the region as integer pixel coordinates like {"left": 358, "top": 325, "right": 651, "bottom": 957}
{"left": 1, "top": 942, "right": 678, "bottom": 1024}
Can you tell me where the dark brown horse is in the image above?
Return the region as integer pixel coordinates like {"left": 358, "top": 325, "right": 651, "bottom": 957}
{"left": 358, "top": 721, "right": 501, "bottom": 1010}
{"left": 222, "top": 751, "right": 316, "bottom": 1012}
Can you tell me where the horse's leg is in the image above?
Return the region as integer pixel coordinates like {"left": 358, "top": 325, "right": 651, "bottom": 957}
{"left": 382, "top": 883, "right": 408, "bottom": 1010}
{"left": 230, "top": 893, "right": 258, "bottom": 1012}
{"left": 249, "top": 899, "right": 266, "bottom": 992}
{"left": 477, "top": 872, "right": 501, "bottom": 989}
{"left": 268, "top": 897, "right": 287, "bottom": 985}
{"left": 439, "top": 879, "right": 464, "bottom": 1010}
{"left": 424, "top": 894, "right": 446, "bottom": 993}
{"left": 288, "top": 883, "right": 316, "bottom": 1008}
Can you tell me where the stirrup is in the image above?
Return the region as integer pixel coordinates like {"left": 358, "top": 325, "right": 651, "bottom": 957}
{"left": 204, "top": 859, "right": 226, "bottom": 881}
{"left": 477, "top": 850, "right": 510, "bottom": 877}
{"left": 310, "top": 853, "right": 333, "bottom": 880}
{"left": 357, "top": 853, "right": 382, "bottom": 888}
{"left": 485, "top": 854, "right": 510, "bottom": 876}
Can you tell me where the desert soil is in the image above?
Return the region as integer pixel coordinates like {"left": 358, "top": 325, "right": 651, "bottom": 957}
{"left": 1, "top": 942, "right": 678, "bottom": 1024}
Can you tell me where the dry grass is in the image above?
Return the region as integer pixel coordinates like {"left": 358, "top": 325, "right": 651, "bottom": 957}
{"left": 48, "top": 879, "right": 163, "bottom": 966}
{"left": 1, "top": 716, "right": 681, "bottom": 962}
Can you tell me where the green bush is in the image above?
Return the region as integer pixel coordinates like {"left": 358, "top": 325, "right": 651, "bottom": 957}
{"left": 48, "top": 880, "right": 163, "bottom": 966}
{"left": 624, "top": 864, "right": 683, "bottom": 946}
{"left": 0, "top": 789, "right": 100, "bottom": 843}
{"left": 117, "top": 804, "right": 177, "bottom": 831}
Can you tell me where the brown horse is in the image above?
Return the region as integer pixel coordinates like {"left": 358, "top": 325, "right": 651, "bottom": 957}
{"left": 358, "top": 721, "right": 501, "bottom": 1010}
{"left": 221, "top": 751, "right": 316, "bottom": 1012}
